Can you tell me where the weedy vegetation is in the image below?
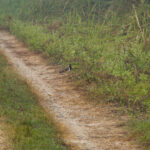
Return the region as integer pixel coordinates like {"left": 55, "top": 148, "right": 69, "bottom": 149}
{"left": 0, "top": 0, "right": 150, "bottom": 149}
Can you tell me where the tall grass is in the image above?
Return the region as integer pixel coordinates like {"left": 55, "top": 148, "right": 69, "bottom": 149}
{"left": 1, "top": 0, "right": 150, "bottom": 112}
{"left": 4, "top": 15, "right": 149, "bottom": 113}
{"left": 0, "top": 0, "right": 150, "bottom": 148}
{"left": 0, "top": 0, "right": 149, "bottom": 113}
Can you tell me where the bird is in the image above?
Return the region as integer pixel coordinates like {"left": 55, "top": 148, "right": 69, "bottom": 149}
{"left": 59, "top": 64, "right": 72, "bottom": 73}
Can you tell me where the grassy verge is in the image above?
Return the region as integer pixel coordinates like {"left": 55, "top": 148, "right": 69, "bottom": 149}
{"left": 129, "top": 118, "right": 150, "bottom": 150}
{"left": 0, "top": 1, "right": 149, "bottom": 113}
{"left": 5, "top": 19, "right": 150, "bottom": 150}
{"left": 0, "top": 17, "right": 149, "bottom": 149}
{"left": 0, "top": 0, "right": 149, "bottom": 148}
{"left": 6, "top": 19, "right": 150, "bottom": 113}
{"left": 0, "top": 53, "right": 67, "bottom": 150}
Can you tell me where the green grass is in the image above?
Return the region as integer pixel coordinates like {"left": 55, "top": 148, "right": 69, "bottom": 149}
{"left": 0, "top": 53, "right": 67, "bottom": 150}
{"left": 0, "top": 1, "right": 150, "bottom": 113}
{"left": 4, "top": 18, "right": 149, "bottom": 149}
{"left": 129, "top": 118, "right": 150, "bottom": 150}
{"left": 5, "top": 19, "right": 150, "bottom": 113}
{"left": 0, "top": 0, "right": 150, "bottom": 149}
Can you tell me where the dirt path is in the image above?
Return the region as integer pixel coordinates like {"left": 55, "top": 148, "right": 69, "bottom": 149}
{"left": 0, "top": 30, "right": 141, "bottom": 150}
{"left": 0, "top": 126, "right": 8, "bottom": 150}
{"left": 0, "top": 119, "right": 12, "bottom": 150}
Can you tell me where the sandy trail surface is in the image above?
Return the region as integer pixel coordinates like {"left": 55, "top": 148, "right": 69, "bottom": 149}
{"left": 0, "top": 29, "right": 141, "bottom": 150}
{"left": 0, "top": 127, "right": 8, "bottom": 150}
{"left": 0, "top": 119, "right": 11, "bottom": 150}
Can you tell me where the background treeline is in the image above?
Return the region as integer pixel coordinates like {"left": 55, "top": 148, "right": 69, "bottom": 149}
{"left": 0, "top": 0, "right": 149, "bottom": 21}
{"left": 0, "top": 0, "right": 150, "bottom": 148}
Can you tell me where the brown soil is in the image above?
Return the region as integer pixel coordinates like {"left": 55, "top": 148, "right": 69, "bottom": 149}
{"left": 0, "top": 29, "right": 141, "bottom": 150}
{"left": 0, "top": 119, "right": 12, "bottom": 150}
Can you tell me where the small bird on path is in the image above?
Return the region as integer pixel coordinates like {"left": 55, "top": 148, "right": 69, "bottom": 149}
{"left": 59, "top": 64, "right": 72, "bottom": 73}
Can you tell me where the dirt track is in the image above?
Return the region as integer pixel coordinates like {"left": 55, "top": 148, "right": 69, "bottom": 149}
{"left": 0, "top": 119, "right": 11, "bottom": 150}
{"left": 0, "top": 127, "right": 7, "bottom": 150}
{"left": 0, "top": 30, "right": 141, "bottom": 150}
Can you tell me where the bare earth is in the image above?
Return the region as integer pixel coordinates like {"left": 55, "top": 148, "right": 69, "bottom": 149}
{"left": 0, "top": 30, "right": 141, "bottom": 150}
{"left": 0, "top": 119, "right": 11, "bottom": 150}
{"left": 0, "top": 126, "right": 7, "bottom": 150}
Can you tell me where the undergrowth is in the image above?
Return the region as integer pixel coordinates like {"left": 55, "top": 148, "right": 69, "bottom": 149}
{"left": 0, "top": 0, "right": 150, "bottom": 148}
{"left": 129, "top": 118, "right": 150, "bottom": 150}
{"left": 0, "top": 54, "right": 67, "bottom": 150}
